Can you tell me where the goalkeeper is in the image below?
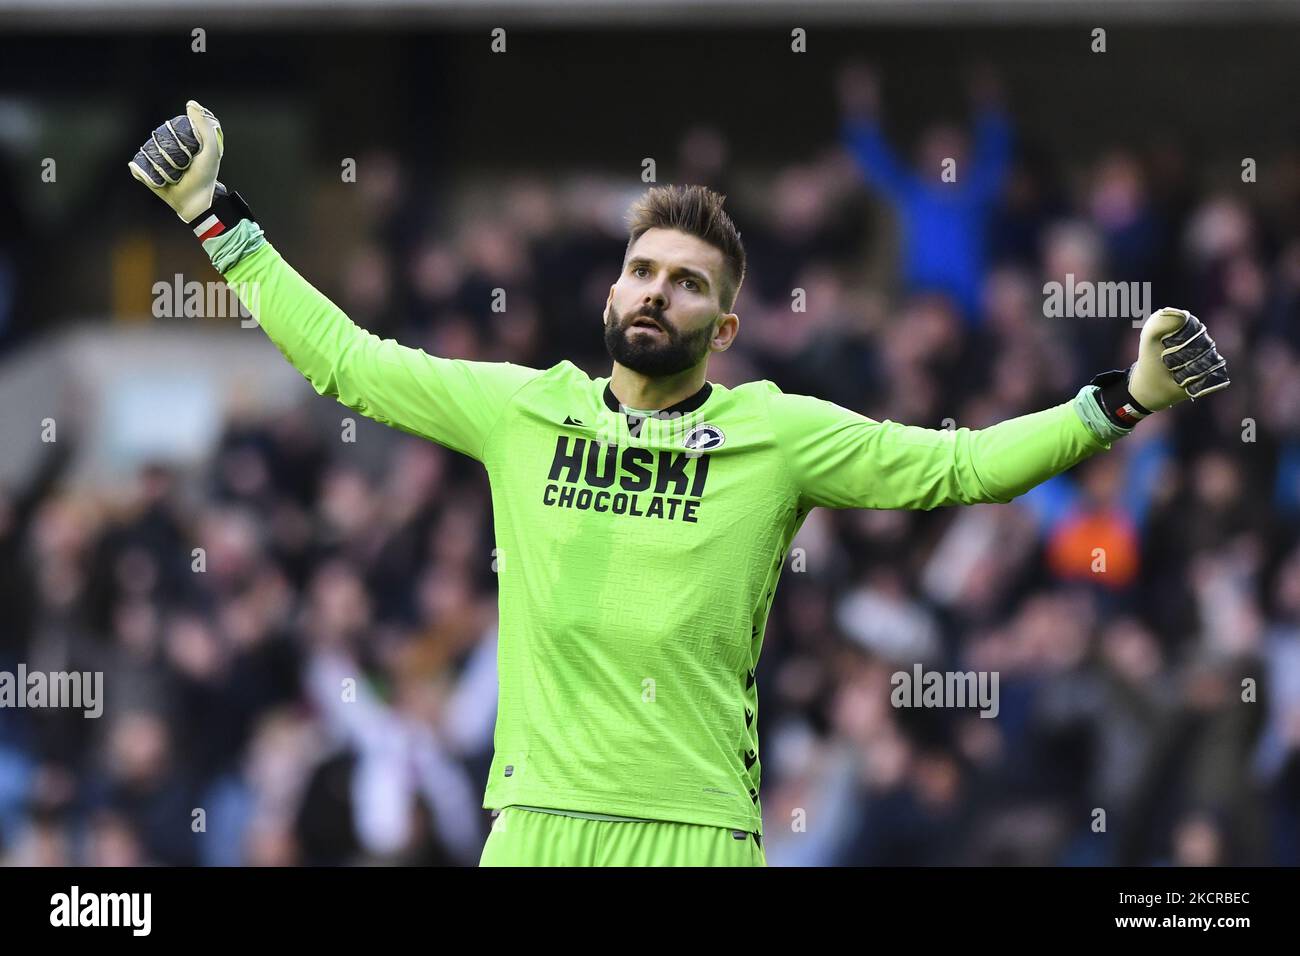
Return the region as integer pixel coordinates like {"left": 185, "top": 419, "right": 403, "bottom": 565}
{"left": 130, "top": 102, "right": 1230, "bottom": 867}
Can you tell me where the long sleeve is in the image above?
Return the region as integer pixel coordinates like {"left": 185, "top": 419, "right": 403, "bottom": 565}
{"left": 968, "top": 108, "right": 1013, "bottom": 203}
{"left": 842, "top": 116, "right": 917, "bottom": 201}
{"left": 764, "top": 382, "right": 1110, "bottom": 512}
{"left": 222, "top": 240, "right": 541, "bottom": 462}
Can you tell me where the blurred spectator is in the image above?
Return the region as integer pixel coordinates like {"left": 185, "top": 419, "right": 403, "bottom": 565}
{"left": 839, "top": 62, "right": 1013, "bottom": 322}
{"left": 0, "top": 54, "right": 1294, "bottom": 868}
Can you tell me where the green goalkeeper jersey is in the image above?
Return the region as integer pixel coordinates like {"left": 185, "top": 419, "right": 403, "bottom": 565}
{"left": 225, "top": 241, "right": 1112, "bottom": 835}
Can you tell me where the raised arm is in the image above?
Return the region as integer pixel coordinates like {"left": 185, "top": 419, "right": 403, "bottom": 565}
{"left": 966, "top": 63, "right": 1014, "bottom": 203}
{"left": 129, "top": 101, "right": 540, "bottom": 462}
{"left": 221, "top": 240, "right": 538, "bottom": 461}
{"left": 837, "top": 62, "right": 916, "bottom": 201}
{"left": 767, "top": 387, "right": 1103, "bottom": 511}
{"left": 765, "top": 308, "right": 1230, "bottom": 512}
{"left": 967, "top": 107, "right": 1013, "bottom": 203}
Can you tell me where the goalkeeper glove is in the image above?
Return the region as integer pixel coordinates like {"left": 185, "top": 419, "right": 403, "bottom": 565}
{"left": 1090, "top": 306, "right": 1229, "bottom": 427}
{"left": 1128, "top": 307, "right": 1230, "bottom": 407}
{"left": 129, "top": 101, "right": 260, "bottom": 269}
{"left": 128, "top": 100, "right": 225, "bottom": 223}
{"left": 1074, "top": 307, "right": 1230, "bottom": 444}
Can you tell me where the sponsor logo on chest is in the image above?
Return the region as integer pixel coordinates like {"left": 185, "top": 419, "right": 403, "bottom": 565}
{"left": 541, "top": 432, "right": 717, "bottom": 523}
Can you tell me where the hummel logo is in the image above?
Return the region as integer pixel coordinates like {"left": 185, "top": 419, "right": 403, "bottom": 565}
{"left": 562, "top": 415, "right": 585, "bottom": 426}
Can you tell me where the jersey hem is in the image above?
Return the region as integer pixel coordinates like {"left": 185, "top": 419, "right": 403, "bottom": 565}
{"left": 508, "top": 804, "right": 657, "bottom": 823}
{"left": 484, "top": 792, "right": 764, "bottom": 837}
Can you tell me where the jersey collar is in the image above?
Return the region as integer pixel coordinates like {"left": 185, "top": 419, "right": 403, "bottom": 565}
{"left": 603, "top": 380, "right": 713, "bottom": 420}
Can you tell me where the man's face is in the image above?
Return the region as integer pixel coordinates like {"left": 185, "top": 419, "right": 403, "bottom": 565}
{"left": 604, "top": 227, "right": 735, "bottom": 377}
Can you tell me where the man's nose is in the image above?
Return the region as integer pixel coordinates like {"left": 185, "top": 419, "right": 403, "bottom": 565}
{"left": 643, "top": 284, "right": 668, "bottom": 309}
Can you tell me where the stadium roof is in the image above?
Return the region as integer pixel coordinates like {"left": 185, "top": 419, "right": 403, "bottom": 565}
{"left": 0, "top": 0, "right": 1295, "bottom": 29}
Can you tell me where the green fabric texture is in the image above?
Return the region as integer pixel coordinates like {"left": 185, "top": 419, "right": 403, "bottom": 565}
{"left": 202, "top": 217, "right": 267, "bottom": 274}
{"left": 511, "top": 804, "right": 654, "bottom": 823}
{"left": 1071, "top": 383, "right": 1134, "bottom": 447}
{"left": 480, "top": 806, "right": 765, "bottom": 867}
{"left": 223, "top": 239, "right": 1119, "bottom": 838}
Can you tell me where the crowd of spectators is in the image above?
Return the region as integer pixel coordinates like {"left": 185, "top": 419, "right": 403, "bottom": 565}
{"left": 1, "top": 63, "right": 1298, "bottom": 865}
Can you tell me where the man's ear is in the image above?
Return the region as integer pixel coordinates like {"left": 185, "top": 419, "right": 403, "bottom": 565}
{"left": 712, "top": 312, "right": 739, "bottom": 351}
{"left": 603, "top": 286, "right": 615, "bottom": 326}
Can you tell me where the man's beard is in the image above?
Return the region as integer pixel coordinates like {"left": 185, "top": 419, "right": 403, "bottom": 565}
{"left": 604, "top": 303, "right": 715, "bottom": 377}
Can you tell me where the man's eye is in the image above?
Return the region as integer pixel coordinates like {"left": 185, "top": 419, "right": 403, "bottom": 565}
{"left": 682, "top": 279, "right": 699, "bottom": 291}
{"left": 633, "top": 266, "right": 649, "bottom": 278}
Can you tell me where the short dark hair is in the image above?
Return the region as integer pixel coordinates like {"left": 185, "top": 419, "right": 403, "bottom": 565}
{"left": 625, "top": 184, "right": 746, "bottom": 312}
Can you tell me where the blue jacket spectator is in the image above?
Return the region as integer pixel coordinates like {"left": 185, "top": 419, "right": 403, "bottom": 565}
{"left": 843, "top": 109, "right": 1013, "bottom": 322}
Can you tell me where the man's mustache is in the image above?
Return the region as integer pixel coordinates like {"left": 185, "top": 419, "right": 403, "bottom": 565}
{"left": 626, "top": 309, "right": 669, "bottom": 332}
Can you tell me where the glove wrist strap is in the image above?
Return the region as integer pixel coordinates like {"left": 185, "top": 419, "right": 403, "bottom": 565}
{"left": 188, "top": 185, "right": 253, "bottom": 241}
{"left": 1090, "top": 366, "right": 1153, "bottom": 428}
